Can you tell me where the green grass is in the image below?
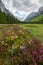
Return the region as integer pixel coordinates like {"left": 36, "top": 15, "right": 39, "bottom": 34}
{"left": 20, "top": 24, "right": 43, "bottom": 43}
{"left": 0, "top": 24, "right": 43, "bottom": 65}
{"left": 0, "top": 24, "right": 43, "bottom": 43}
{"left": 29, "top": 14, "right": 43, "bottom": 23}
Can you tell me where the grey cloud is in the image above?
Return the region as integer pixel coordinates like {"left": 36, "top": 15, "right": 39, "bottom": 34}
{"left": 23, "top": 0, "right": 33, "bottom": 7}
{"left": 1, "top": 0, "right": 43, "bottom": 20}
{"left": 13, "top": 0, "right": 20, "bottom": 7}
{"left": 39, "top": 0, "right": 43, "bottom": 3}
{"left": 13, "top": 0, "right": 32, "bottom": 8}
{"left": 13, "top": 0, "right": 22, "bottom": 10}
{"left": 12, "top": 0, "right": 37, "bottom": 12}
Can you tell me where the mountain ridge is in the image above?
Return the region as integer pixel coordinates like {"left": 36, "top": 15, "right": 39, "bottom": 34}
{"left": 25, "top": 7, "right": 43, "bottom": 21}
{"left": 0, "top": 0, "right": 43, "bottom": 22}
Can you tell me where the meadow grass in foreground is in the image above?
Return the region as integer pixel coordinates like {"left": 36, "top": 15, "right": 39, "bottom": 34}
{"left": 0, "top": 24, "right": 43, "bottom": 65}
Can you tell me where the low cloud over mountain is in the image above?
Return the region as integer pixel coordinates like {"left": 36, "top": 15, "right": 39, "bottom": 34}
{"left": 1, "top": 0, "right": 43, "bottom": 21}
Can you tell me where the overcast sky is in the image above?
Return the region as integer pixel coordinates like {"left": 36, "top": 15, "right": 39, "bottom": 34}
{"left": 1, "top": 0, "right": 43, "bottom": 21}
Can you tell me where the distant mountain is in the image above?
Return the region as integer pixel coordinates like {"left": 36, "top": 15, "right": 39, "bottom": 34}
{"left": 0, "top": 1, "right": 25, "bottom": 24}
{"left": 28, "top": 14, "right": 43, "bottom": 24}
{"left": 25, "top": 12, "right": 39, "bottom": 21}
{"left": 0, "top": 0, "right": 7, "bottom": 13}
{"left": 25, "top": 7, "right": 43, "bottom": 21}
{"left": 39, "top": 7, "right": 43, "bottom": 14}
{"left": 0, "top": 0, "right": 13, "bottom": 15}
{"left": 0, "top": 10, "right": 22, "bottom": 24}
{"left": 0, "top": 0, "right": 43, "bottom": 22}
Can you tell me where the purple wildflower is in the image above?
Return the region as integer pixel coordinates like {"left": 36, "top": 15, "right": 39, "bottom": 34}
{"left": 32, "top": 51, "right": 38, "bottom": 57}
{"left": 39, "top": 55, "right": 43, "bottom": 62}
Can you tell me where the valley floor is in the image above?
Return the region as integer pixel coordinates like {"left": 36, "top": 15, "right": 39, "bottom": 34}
{"left": 0, "top": 24, "right": 43, "bottom": 65}
{"left": 0, "top": 24, "right": 43, "bottom": 42}
{"left": 20, "top": 24, "right": 43, "bottom": 43}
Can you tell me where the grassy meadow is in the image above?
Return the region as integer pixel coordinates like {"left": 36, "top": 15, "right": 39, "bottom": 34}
{"left": 20, "top": 24, "right": 43, "bottom": 43}
{"left": 0, "top": 24, "right": 43, "bottom": 65}
{"left": 0, "top": 24, "right": 43, "bottom": 43}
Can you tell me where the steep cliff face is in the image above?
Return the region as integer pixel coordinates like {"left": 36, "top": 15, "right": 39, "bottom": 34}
{"left": 0, "top": 0, "right": 15, "bottom": 18}
{"left": 39, "top": 7, "right": 43, "bottom": 14}
{"left": 0, "top": 0, "right": 6, "bottom": 12}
